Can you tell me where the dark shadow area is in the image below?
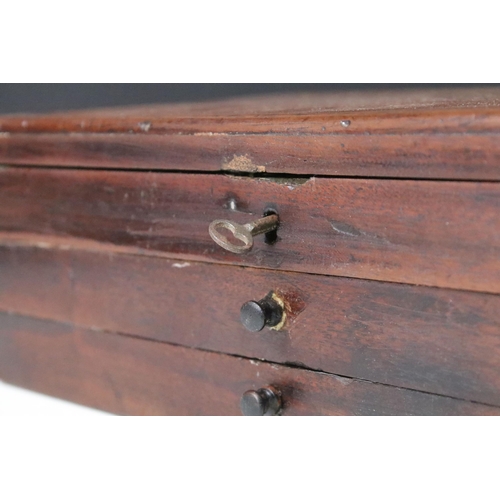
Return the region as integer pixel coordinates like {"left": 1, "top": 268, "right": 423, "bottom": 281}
{"left": 0, "top": 83, "right": 495, "bottom": 114}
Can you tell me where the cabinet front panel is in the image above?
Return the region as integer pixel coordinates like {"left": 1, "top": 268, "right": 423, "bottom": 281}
{"left": 1, "top": 245, "right": 500, "bottom": 406}
{"left": 1, "top": 167, "right": 499, "bottom": 292}
{"left": 0, "top": 311, "right": 497, "bottom": 416}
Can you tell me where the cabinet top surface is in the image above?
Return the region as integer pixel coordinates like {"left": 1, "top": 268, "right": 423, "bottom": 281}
{"left": 2, "top": 87, "right": 500, "bottom": 135}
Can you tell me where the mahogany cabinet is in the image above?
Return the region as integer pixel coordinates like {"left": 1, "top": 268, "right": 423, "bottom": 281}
{"left": 1, "top": 88, "right": 499, "bottom": 415}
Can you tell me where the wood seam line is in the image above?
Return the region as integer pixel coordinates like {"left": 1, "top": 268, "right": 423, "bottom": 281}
{"left": 2, "top": 164, "right": 500, "bottom": 183}
{"left": 1, "top": 308, "right": 499, "bottom": 410}
{"left": 0, "top": 233, "right": 499, "bottom": 297}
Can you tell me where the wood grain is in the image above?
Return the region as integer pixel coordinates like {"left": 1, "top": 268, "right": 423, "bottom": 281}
{"left": 2, "top": 89, "right": 500, "bottom": 179}
{"left": 1, "top": 244, "right": 500, "bottom": 406}
{"left": 0, "top": 311, "right": 497, "bottom": 415}
{"left": 3, "top": 88, "right": 500, "bottom": 135}
{"left": 1, "top": 167, "right": 498, "bottom": 292}
{"left": 2, "top": 132, "right": 500, "bottom": 180}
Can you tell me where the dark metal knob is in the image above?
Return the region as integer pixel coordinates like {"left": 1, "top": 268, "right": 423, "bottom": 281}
{"left": 240, "top": 386, "right": 282, "bottom": 416}
{"left": 240, "top": 292, "right": 284, "bottom": 332}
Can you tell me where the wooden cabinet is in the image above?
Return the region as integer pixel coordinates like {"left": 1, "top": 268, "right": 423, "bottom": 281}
{"left": 1, "top": 88, "right": 499, "bottom": 415}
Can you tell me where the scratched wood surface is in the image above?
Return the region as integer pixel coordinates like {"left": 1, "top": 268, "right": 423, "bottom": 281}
{"left": 1, "top": 244, "right": 499, "bottom": 405}
{"left": 1, "top": 167, "right": 499, "bottom": 293}
{"left": 1, "top": 88, "right": 500, "bottom": 179}
{"left": 0, "top": 311, "right": 498, "bottom": 416}
{"left": 2, "top": 88, "right": 500, "bottom": 415}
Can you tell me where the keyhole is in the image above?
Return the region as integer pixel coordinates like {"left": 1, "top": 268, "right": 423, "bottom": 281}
{"left": 263, "top": 208, "right": 279, "bottom": 245}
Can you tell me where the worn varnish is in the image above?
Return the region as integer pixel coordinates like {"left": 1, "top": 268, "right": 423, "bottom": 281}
{"left": 1, "top": 244, "right": 500, "bottom": 406}
{"left": 4, "top": 87, "right": 500, "bottom": 135}
{"left": 1, "top": 88, "right": 500, "bottom": 416}
{"left": 0, "top": 167, "right": 498, "bottom": 293}
{"left": 0, "top": 311, "right": 498, "bottom": 416}
{"left": 2, "top": 132, "right": 500, "bottom": 180}
{"left": 1, "top": 88, "right": 500, "bottom": 179}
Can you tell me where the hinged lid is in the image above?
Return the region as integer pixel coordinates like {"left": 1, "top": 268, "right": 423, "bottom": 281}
{"left": 1, "top": 87, "right": 500, "bottom": 179}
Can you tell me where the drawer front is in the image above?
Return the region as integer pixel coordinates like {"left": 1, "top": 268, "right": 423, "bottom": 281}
{"left": 3, "top": 132, "right": 500, "bottom": 180}
{"left": 1, "top": 244, "right": 500, "bottom": 406}
{"left": 0, "top": 311, "right": 497, "bottom": 416}
{"left": 1, "top": 168, "right": 499, "bottom": 292}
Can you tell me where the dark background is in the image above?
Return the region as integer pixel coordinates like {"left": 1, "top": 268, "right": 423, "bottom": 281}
{"left": 0, "top": 84, "right": 490, "bottom": 115}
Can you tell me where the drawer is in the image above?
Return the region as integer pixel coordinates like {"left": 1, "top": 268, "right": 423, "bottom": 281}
{"left": 1, "top": 167, "right": 499, "bottom": 292}
{"left": 0, "top": 311, "right": 497, "bottom": 416}
{"left": 1, "top": 244, "right": 500, "bottom": 406}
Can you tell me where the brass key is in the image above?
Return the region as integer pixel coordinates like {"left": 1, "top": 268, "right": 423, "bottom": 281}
{"left": 209, "top": 214, "right": 279, "bottom": 254}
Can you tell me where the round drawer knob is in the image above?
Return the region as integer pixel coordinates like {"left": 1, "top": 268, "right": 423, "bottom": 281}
{"left": 240, "top": 386, "right": 282, "bottom": 416}
{"left": 240, "top": 292, "right": 284, "bottom": 332}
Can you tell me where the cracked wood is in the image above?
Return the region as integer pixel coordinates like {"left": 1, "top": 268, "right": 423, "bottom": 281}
{"left": 2, "top": 88, "right": 500, "bottom": 179}
{"left": 0, "top": 311, "right": 498, "bottom": 415}
{"left": 0, "top": 167, "right": 499, "bottom": 292}
{"left": 1, "top": 245, "right": 500, "bottom": 406}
